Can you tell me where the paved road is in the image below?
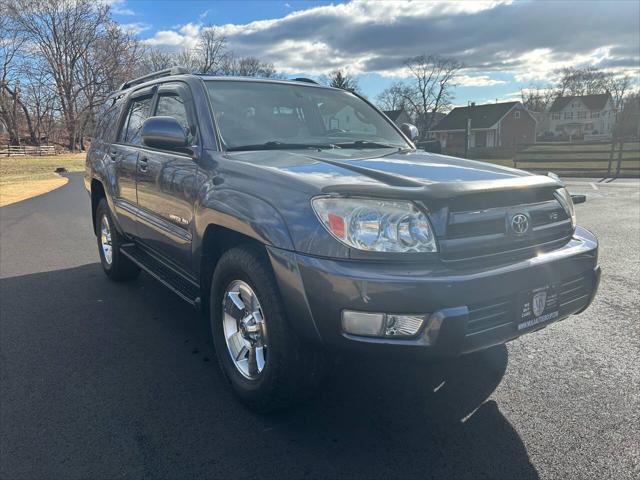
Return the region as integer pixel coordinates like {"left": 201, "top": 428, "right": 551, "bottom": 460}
{"left": 1, "top": 174, "right": 638, "bottom": 479}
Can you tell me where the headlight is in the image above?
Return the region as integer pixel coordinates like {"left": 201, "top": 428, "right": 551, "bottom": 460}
{"left": 554, "top": 187, "right": 576, "bottom": 228}
{"left": 312, "top": 197, "right": 437, "bottom": 252}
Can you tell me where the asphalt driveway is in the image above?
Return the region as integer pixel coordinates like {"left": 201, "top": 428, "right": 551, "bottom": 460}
{"left": 1, "top": 174, "right": 638, "bottom": 479}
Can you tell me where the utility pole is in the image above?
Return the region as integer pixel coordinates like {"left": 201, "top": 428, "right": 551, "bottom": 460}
{"left": 464, "top": 118, "right": 471, "bottom": 158}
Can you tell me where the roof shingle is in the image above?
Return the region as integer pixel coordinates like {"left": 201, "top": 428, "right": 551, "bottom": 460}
{"left": 431, "top": 102, "right": 518, "bottom": 131}
{"left": 549, "top": 93, "right": 612, "bottom": 112}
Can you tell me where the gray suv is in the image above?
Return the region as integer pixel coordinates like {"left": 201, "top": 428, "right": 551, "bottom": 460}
{"left": 86, "top": 67, "right": 600, "bottom": 411}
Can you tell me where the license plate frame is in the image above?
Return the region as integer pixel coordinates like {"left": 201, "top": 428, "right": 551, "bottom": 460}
{"left": 516, "top": 282, "right": 560, "bottom": 331}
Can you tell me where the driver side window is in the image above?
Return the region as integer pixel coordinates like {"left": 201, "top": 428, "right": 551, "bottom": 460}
{"left": 155, "top": 93, "right": 196, "bottom": 144}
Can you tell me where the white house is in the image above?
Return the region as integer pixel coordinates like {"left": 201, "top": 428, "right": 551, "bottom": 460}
{"left": 323, "top": 105, "right": 376, "bottom": 134}
{"left": 546, "top": 93, "right": 616, "bottom": 138}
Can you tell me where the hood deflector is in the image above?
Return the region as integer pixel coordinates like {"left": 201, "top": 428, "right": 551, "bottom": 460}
{"left": 322, "top": 175, "right": 562, "bottom": 201}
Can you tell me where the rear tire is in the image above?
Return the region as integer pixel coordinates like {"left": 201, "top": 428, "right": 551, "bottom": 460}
{"left": 210, "top": 244, "right": 327, "bottom": 412}
{"left": 95, "top": 198, "right": 140, "bottom": 281}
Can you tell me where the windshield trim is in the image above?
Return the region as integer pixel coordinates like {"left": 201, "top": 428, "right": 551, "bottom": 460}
{"left": 202, "top": 79, "right": 414, "bottom": 153}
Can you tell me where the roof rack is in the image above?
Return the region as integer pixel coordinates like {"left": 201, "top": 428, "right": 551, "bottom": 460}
{"left": 292, "top": 77, "right": 319, "bottom": 85}
{"left": 119, "top": 66, "right": 190, "bottom": 91}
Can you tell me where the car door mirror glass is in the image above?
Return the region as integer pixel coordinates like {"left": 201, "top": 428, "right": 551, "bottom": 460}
{"left": 400, "top": 123, "right": 419, "bottom": 141}
{"left": 142, "top": 116, "right": 188, "bottom": 151}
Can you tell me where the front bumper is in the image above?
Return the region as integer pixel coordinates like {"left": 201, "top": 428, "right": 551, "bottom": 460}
{"left": 268, "top": 226, "right": 599, "bottom": 357}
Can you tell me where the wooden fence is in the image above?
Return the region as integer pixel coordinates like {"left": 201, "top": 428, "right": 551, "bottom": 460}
{"left": 513, "top": 138, "right": 640, "bottom": 178}
{"left": 0, "top": 145, "right": 57, "bottom": 156}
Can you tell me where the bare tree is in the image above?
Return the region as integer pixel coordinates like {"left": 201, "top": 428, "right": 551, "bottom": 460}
{"left": 376, "top": 81, "right": 412, "bottom": 111}
{"left": 197, "top": 25, "right": 228, "bottom": 74}
{"left": 221, "top": 55, "right": 281, "bottom": 78}
{"left": 520, "top": 85, "right": 555, "bottom": 112}
{"left": 401, "top": 54, "right": 463, "bottom": 135}
{"left": 138, "top": 47, "right": 175, "bottom": 75}
{"left": 7, "top": 0, "right": 111, "bottom": 150}
{"left": 556, "top": 66, "right": 611, "bottom": 97}
{"left": 0, "top": 12, "right": 37, "bottom": 145}
{"left": 607, "top": 75, "right": 631, "bottom": 110}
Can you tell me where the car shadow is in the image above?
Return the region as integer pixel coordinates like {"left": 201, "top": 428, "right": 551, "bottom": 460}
{"left": 0, "top": 264, "right": 539, "bottom": 480}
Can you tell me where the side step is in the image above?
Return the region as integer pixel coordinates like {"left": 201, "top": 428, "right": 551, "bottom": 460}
{"left": 120, "top": 243, "right": 201, "bottom": 307}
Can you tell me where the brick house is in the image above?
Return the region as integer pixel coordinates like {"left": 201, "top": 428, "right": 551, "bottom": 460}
{"left": 430, "top": 101, "right": 536, "bottom": 148}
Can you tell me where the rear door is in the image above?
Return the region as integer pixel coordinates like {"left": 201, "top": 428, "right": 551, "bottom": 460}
{"left": 135, "top": 82, "right": 200, "bottom": 272}
{"left": 110, "top": 88, "right": 155, "bottom": 235}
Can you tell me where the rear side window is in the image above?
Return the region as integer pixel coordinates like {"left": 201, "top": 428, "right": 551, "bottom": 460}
{"left": 119, "top": 96, "right": 153, "bottom": 145}
{"left": 93, "top": 97, "right": 123, "bottom": 142}
{"left": 155, "top": 93, "right": 196, "bottom": 144}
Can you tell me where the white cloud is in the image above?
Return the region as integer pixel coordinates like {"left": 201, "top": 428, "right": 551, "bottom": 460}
{"left": 456, "top": 75, "right": 507, "bottom": 87}
{"left": 104, "top": 0, "right": 135, "bottom": 16}
{"left": 140, "top": 0, "right": 639, "bottom": 87}
{"left": 121, "top": 22, "right": 150, "bottom": 35}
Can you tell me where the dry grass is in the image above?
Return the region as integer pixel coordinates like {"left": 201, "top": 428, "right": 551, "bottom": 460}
{"left": 0, "top": 153, "right": 85, "bottom": 207}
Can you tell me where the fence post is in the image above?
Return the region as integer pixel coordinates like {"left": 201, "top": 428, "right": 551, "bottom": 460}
{"left": 606, "top": 133, "right": 616, "bottom": 178}
{"left": 614, "top": 137, "right": 624, "bottom": 178}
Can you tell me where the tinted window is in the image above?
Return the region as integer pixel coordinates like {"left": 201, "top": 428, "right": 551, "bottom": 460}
{"left": 119, "top": 96, "right": 153, "bottom": 145}
{"left": 155, "top": 94, "right": 195, "bottom": 143}
{"left": 205, "top": 81, "right": 408, "bottom": 150}
{"left": 93, "top": 97, "right": 123, "bottom": 142}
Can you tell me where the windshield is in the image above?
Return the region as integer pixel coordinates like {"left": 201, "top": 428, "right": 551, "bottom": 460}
{"left": 205, "top": 80, "right": 410, "bottom": 151}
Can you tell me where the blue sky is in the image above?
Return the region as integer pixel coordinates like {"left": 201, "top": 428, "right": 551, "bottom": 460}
{"left": 110, "top": 0, "right": 640, "bottom": 107}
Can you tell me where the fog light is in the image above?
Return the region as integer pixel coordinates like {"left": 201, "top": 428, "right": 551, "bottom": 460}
{"left": 384, "top": 315, "right": 425, "bottom": 337}
{"left": 342, "top": 311, "right": 385, "bottom": 336}
{"left": 342, "top": 311, "right": 427, "bottom": 338}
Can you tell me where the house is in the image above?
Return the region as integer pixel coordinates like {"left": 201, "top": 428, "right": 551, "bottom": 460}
{"left": 323, "top": 105, "right": 376, "bottom": 134}
{"left": 383, "top": 109, "right": 412, "bottom": 126}
{"left": 546, "top": 93, "right": 616, "bottom": 138}
{"left": 430, "top": 101, "right": 536, "bottom": 149}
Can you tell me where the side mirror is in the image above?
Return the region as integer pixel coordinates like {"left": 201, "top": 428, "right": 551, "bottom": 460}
{"left": 400, "top": 123, "right": 419, "bottom": 141}
{"left": 142, "top": 116, "right": 188, "bottom": 151}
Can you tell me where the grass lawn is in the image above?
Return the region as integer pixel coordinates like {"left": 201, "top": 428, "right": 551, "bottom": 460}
{"left": 0, "top": 153, "right": 85, "bottom": 207}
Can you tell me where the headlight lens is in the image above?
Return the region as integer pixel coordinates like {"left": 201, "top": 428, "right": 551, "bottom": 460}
{"left": 554, "top": 187, "right": 576, "bottom": 228}
{"left": 312, "top": 197, "right": 437, "bottom": 252}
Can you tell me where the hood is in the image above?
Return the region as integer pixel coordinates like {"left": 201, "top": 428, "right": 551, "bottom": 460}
{"left": 224, "top": 148, "right": 559, "bottom": 200}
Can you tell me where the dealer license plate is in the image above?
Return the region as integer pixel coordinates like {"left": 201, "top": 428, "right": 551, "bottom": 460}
{"left": 517, "top": 283, "right": 560, "bottom": 331}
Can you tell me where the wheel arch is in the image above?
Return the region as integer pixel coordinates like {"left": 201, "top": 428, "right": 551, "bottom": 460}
{"left": 91, "top": 179, "right": 106, "bottom": 234}
{"left": 198, "top": 223, "right": 323, "bottom": 346}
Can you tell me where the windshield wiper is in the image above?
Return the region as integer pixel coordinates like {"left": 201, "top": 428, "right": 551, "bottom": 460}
{"left": 227, "top": 141, "right": 341, "bottom": 152}
{"left": 334, "top": 140, "right": 407, "bottom": 150}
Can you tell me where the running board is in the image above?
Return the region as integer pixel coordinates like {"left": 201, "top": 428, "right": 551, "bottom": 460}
{"left": 120, "top": 244, "right": 201, "bottom": 307}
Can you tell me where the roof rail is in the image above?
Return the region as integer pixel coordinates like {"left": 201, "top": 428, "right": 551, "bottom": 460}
{"left": 119, "top": 66, "right": 190, "bottom": 91}
{"left": 292, "top": 77, "right": 319, "bottom": 85}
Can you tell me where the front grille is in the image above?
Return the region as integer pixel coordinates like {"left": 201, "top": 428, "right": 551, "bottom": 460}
{"left": 439, "top": 197, "right": 572, "bottom": 261}
{"left": 465, "top": 272, "right": 594, "bottom": 336}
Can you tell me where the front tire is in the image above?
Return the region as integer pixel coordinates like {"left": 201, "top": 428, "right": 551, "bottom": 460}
{"left": 95, "top": 198, "right": 140, "bottom": 281}
{"left": 210, "top": 245, "right": 327, "bottom": 412}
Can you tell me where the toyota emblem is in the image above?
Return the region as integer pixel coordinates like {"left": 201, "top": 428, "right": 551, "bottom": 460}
{"left": 511, "top": 213, "right": 529, "bottom": 235}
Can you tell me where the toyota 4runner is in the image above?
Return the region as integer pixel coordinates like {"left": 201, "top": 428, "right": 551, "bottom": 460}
{"left": 86, "top": 67, "right": 600, "bottom": 411}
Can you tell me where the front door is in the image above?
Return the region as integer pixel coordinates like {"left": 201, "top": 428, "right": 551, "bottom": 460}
{"left": 111, "top": 90, "right": 154, "bottom": 236}
{"left": 135, "top": 83, "right": 199, "bottom": 272}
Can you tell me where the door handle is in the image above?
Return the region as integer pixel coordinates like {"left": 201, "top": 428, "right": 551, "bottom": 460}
{"left": 138, "top": 157, "right": 148, "bottom": 173}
